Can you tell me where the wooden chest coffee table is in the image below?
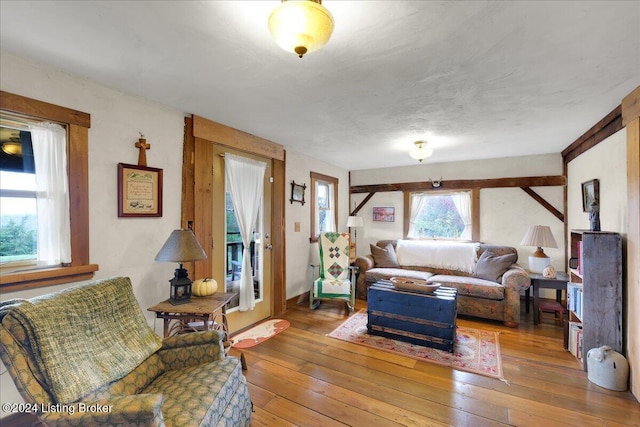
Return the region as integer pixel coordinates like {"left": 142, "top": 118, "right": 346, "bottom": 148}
{"left": 367, "top": 280, "right": 458, "bottom": 352}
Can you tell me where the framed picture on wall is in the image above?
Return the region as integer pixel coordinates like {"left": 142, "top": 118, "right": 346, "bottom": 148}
{"left": 118, "top": 163, "right": 163, "bottom": 217}
{"left": 373, "top": 207, "right": 395, "bottom": 222}
{"left": 581, "top": 179, "right": 599, "bottom": 212}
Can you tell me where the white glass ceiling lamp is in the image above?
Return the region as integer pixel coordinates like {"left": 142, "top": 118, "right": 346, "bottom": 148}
{"left": 268, "top": 0, "right": 334, "bottom": 58}
{"left": 520, "top": 225, "right": 558, "bottom": 273}
{"left": 409, "top": 141, "right": 433, "bottom": 163}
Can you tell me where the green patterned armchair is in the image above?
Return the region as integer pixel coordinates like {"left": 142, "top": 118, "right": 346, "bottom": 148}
{"left": 0, "top": 276, "right": 251, "bottom": 427}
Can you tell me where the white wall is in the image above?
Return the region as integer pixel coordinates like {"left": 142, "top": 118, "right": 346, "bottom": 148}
{"left": 0, "top": 51, "right": 186, "bottom": 412}
{"left": 285, "top": 150, "right": 349, "bottom": 300}
{"left": 350, "top": 154, "right": 565, "bottom": 272}
{"left": 566, "top": 129, "right": 628, "bottom": 234}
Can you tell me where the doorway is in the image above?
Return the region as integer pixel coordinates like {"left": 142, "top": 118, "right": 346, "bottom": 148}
{"left": 211, "top": 146, "right": 272, "bottom": 332}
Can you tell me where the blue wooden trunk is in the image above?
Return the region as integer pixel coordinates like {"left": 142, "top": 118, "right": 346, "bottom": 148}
{"left": 367, "top": 281, "right": 458, "bottom": 352}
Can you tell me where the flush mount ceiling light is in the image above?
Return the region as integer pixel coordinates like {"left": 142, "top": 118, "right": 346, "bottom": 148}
{"left": 409, "top": 140, "right": 433, "bottom": 162}
{"left": 268, "top": 0, "right": 334, "bottom": 58}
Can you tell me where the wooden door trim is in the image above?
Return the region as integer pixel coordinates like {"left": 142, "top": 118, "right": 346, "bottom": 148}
{"left": 183, "top": 115, "right": 286, "bottom": 317}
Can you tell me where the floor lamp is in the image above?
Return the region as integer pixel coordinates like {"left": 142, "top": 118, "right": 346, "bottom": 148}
{"left": 347, "top": 216, "right": 364, "bottom": 263}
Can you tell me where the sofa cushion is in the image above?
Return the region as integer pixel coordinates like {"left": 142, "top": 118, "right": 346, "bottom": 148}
{"left": 428, "top": 275, "right": 505, "bottom": 300}
{"left": 370, "top": 243, "right": 399, "bottom": 267}
{"left": 474, "top": 250, "right": 518, "bottom": 282}
{"left": 144, "top": 357, "right": 245, "bottom": 427}
{"left": 365, "top": 267, "right": 433, "bottom": 283}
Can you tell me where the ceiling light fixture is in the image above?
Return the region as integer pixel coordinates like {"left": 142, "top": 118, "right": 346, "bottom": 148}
{"left": 409, "top": 140, "right": 433, "bottom": 162}
{"left": 268, "top": 0, "right": 334, "bottom": 58}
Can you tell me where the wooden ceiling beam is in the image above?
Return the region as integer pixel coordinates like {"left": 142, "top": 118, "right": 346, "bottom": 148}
{"left": 350, "top": 175, "right": 565, "bottom": 194}
{"left": 521, "top": 186, "right": 564, "bottom": 222}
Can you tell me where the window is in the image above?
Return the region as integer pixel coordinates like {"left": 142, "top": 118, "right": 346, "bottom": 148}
{"left": 0, "top": 91, "right": 97, "bottom": 291}
{"left": 0, "top": 120, "right": 38, "bottom": 267}
{"left": 406, "top": 191, "right": 473, "bottom": 240}
{"left": 310, "top": 172, "right": 338, "bottom": 241}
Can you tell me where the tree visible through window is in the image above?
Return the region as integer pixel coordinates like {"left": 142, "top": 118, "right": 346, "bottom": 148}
{"left": 408, "top": 191, "right": 472, "bottom": 240}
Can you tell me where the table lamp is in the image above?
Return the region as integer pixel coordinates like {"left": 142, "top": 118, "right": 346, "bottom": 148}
{"left": 155, "top": 229, "right": 207, "bottom": 305}
{"left": 520, "top": 225, "right": 558, "bottom": 273}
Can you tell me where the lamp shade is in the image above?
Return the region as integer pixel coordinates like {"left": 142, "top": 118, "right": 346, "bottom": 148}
{"left": 155, "top": 229, "right": 207, "bottom": 263}
{"left": 520, "top": 225, "right": 558, "bottom": 250}
{"left": 409, "top": 141, "right": 433, "bottom": 162}
{"left": 268, "top": 0, "right": 334, "bottom": 58}
{"left": 347, "top": 216, "right": 364, "bottom": 228}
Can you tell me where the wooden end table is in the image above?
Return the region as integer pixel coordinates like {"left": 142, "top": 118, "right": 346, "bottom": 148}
{"left": 147, "top": 292, "right": 237, "bottom": 341}
{"left": 529, "top": 272, "right": 569, "bottom": 325}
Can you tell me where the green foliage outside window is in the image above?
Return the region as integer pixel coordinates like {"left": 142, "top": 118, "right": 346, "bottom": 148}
{"left": 0, "top": 215, "right": 37, "bottom": 259}
{"left": 412, "top": 196, "right": 464, "bottom": 239}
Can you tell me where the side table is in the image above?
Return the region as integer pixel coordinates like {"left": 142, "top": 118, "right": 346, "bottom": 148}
{"left": 147, "top": 292, "right": 237, "bottom": 344}
{"left": 530, "top": 272, "right": 569, "bottom": 325}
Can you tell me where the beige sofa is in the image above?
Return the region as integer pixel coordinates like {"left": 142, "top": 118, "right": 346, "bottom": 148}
{"left": 355, "top": 240, "right": 530, "bottom": 327}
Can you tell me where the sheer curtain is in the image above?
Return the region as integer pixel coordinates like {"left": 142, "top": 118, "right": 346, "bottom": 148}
{"left": 29, "top": 122, "right": 71, "bottom": 265}
{"left": 451, "top": 191, "right": 472, "bottom": 240}
{"left": 408, "top": 193, "right": 428, "bottom": 237}
{"left": 225, "top": 153, "right": 267, "bottom": 311}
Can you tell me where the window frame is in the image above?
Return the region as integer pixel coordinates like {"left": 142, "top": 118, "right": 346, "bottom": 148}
{"left": 403, "top": 188, "right": 480, "bottom": 241}
{"left": 309, "top": 172, "right": 338, "bottom": 243}
{"left": 0, "top": 91, "right": 98, "bottom": 292}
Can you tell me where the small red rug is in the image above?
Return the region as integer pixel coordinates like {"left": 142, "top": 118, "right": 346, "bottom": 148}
{"left": 327, "top": 310, "right": 504, "bottom": 380}
{"left": 230, "top": 319, "right": 290, "bottom": 349}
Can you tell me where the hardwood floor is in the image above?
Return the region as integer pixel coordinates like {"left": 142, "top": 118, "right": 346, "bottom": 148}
{"left": 230, "top": 298, "right": 639, "bottom": 427}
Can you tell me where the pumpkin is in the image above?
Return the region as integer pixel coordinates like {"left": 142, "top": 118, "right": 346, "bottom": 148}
{"left": 192, "top": 277, "right": 218, "bottom": 296}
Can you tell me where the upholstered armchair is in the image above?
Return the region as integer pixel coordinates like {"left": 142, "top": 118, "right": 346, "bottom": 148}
{"left": 0, "top": 276, "right": 251, "bottom": 427}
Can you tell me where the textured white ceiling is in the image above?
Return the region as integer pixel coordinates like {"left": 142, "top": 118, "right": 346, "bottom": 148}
{"left": 1, "top": 1, "right": 638, "bottom": 170}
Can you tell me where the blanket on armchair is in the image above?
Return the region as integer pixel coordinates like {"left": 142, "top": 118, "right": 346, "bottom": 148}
{"left": 0, "top": 277, "right": 162, "bottom": 404}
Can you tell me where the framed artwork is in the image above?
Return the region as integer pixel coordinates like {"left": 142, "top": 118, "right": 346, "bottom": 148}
{"left": 118, "top": 163, "right": 163, "bottom": 217}
{"left": 581, "top": 179, "right": 599, "bottom": 212}
{"left": 373, "top": 206, "right": 395, "bottom": 222}
{"left": 290, "top": 181, "right": 306, "bottom": 205}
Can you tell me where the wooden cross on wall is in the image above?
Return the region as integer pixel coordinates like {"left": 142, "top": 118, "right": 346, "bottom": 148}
{"left": 135, "top": 136, "right": 151, "bottom": 167}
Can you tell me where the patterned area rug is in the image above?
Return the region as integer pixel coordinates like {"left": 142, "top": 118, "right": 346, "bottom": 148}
{"left": 231, "top": 319, "right": 290, "bottom": 349}
{"left": 327, "top": 310, "right": 504, "bottom": 380}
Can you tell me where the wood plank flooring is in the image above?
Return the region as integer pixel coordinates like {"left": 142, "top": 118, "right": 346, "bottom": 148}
{"left": 230, "top": 298, "right": 639, "bottom": 427}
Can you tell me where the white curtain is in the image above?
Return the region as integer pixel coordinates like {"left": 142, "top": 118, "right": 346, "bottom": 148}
{"left": 451, "top": 191, "right": 472, "bottom": 240}
{"left": 29, "top": 122, "right": 71, "bottom": 265}
{"left": 225, "top": 153, "right": 267, "bottom": 311}
{"left": 408, "top": 193, "right": 428, "bottom": 237}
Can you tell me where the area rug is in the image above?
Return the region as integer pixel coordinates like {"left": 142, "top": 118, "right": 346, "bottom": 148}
{"left": 327, "top": 310, "right": 504, "bottom": 380}
{"left": 230, "top": 319, "right": 290, "bottom": 349}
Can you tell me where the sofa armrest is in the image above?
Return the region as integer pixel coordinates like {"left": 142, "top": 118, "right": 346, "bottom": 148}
{"left": 354, "top": 255, "right": 375, "bottom": 274}
{"left": 502, "top": 264, "right": 531, "bottom": 293}
{"left": 157, "top": 330, "right": 225, "bottom": 370}
{"left": 40, "top": 394, "right": 164, "bottom": 427}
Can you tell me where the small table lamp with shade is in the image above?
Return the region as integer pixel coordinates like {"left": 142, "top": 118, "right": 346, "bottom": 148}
{"left": 155, "top": 229, "right": 207, "bottom": 305}
{"left": 520, "top": 225, "right": 558, "bottom": 274}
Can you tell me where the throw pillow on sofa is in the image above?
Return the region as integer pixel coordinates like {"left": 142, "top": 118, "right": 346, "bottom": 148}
{"left": 474, "top": 250, "right": 517, "bottom": 282}
{"left": 370, "top": 243, "right": 399, "bottom": 267}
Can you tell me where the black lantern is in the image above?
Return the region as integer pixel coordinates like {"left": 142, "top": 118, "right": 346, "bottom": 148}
{"left": 155, "top": 229, "right": 207, "bottom": 305}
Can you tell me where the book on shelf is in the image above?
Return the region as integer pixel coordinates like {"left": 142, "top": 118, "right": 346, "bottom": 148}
{"left": 567, "top": 282, "right": 584, "bottom": 321}
{"left": 568, "top": 321, "right": 583, "bottom": 359}
{"left": 577, "top": 240, "right": 583, "bottom": 276}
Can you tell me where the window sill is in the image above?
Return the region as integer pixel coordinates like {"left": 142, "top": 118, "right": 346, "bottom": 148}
{"left": 0, "top": 264, "right": 99, "bottom": 293}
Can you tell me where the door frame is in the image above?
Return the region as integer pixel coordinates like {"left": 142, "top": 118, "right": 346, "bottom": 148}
{"left": 181, "top": 115, "right": 286, "bottom": 319}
